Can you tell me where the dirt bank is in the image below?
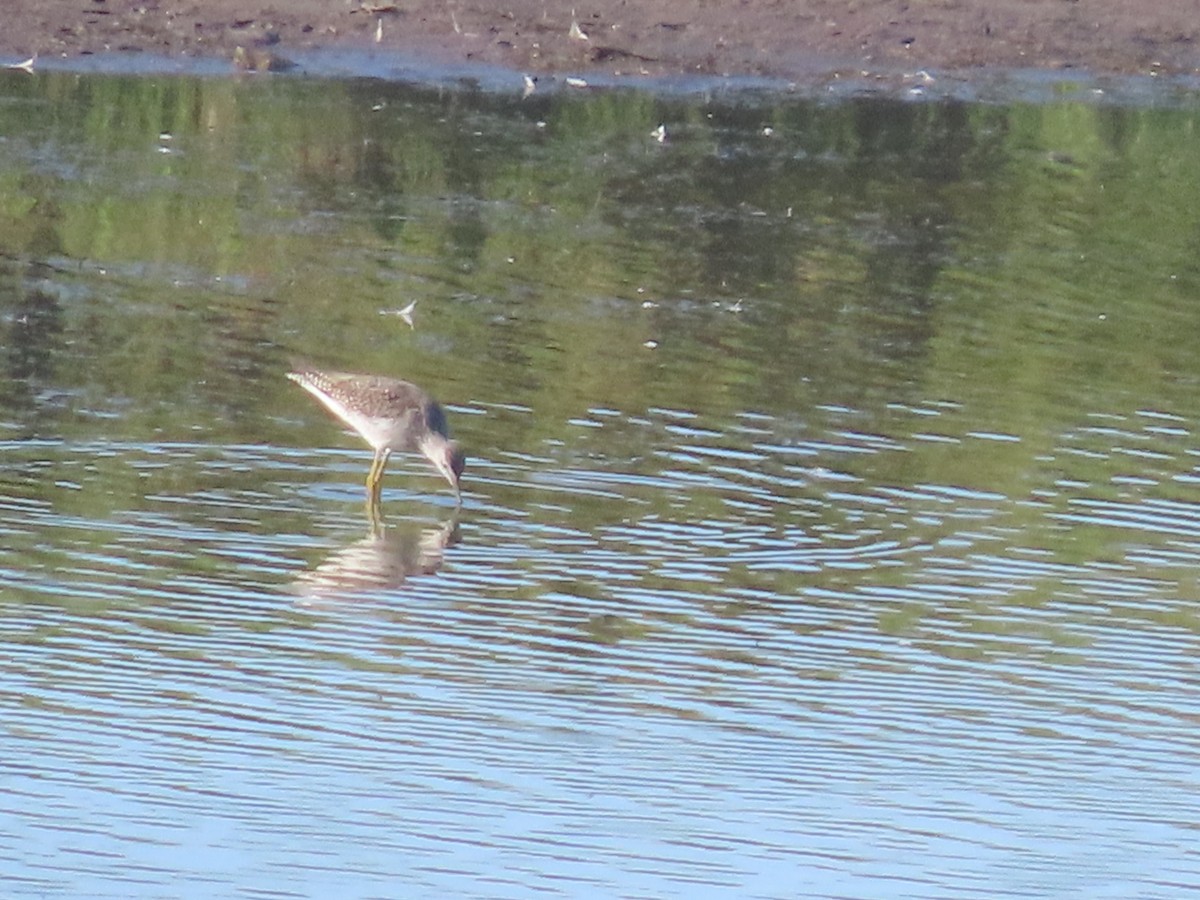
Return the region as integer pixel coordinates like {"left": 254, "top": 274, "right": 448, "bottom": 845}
{"left": 4, "top": 0, "right": 1199, "bottom": 80}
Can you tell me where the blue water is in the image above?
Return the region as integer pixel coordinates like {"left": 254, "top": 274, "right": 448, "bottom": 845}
{"left": 1, "top": 63, "right": 1200, "bottom": 898}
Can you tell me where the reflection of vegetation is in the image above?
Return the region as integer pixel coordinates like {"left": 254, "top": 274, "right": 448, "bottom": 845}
{"left": 1, "top": 71, "right": 1199, "bottom": 657}
{"left": 0, "top": 73, "right": 1198, "bottom": 534}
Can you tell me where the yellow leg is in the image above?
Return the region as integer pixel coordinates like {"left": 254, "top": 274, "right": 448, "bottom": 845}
{"left": 366, "top": 448, "right": 390, "bottom": 504}
{"left": 366, "top": 490, "right": 385, "bottom": 536}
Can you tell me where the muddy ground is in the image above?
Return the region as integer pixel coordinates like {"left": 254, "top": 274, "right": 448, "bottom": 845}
{"left": 3, "top": 0, "right": 1199, "bottom": 81}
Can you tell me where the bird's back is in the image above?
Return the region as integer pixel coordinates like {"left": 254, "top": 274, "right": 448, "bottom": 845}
{"left": 287, "top": 366, "right": 447, "bottom": 452}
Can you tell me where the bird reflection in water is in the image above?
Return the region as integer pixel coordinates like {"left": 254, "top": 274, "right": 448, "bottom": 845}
{"left": 293, "top": 511, "right": 460, "bottom": 601}
{"left": 286, "top": 363, "right": 466, "bottom": 600}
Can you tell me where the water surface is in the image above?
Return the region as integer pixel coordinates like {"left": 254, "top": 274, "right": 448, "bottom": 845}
{"left": 1, "top": 68, "right": 1200, "bottom": 898}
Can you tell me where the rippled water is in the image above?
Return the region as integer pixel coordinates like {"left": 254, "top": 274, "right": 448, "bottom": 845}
{"left": 2, "top": 65, "right": 1200, "bottom": 898}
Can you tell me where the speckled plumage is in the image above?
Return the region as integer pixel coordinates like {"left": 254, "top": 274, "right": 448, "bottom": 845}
{"left": 287, "top": 365, "right": 464, "bottom": 505}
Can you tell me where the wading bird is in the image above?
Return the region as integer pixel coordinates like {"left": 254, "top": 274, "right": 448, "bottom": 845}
{"left": 287, "top": 365, "right": 465, "bottom": 506}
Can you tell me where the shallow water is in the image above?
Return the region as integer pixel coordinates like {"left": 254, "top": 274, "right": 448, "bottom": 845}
{"left": 2, "top": 66, "right": 1200, "bottom": 898}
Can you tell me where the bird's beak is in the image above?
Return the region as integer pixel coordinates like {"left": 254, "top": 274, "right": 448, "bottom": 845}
{"left": 438, "top": 457, "right": 463, "bottom": 504}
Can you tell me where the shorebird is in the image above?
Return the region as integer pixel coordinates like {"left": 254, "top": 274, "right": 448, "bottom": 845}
{"left": 287, "top": 365, "right": 465, "bottom": 505}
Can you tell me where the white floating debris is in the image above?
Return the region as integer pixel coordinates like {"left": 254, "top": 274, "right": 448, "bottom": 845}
{"left": 762, "top": 126, "right": 774, "bottom": 136}
{"left": 650, "top": 124, "right": 666, "bottom": 143}
{"left": 641, "top": 300, "right": 658, "bottom": 309}
{"left": 522, "top": 74, "right": 537, "bottom": 99}
{"left": 568, "top": 19, "right": 589, "bottom": 41}
{"left": 643, "top": 339, "right": 659, "bottom": 349}
{"left": 6, "top": 55, "right": 35, "bottom": 74}
{"left": 375, "top": 18, "right": 383, "bottom": 43}
{"left": 565, "top": 76, "right": 589, "bottom": 89}
{"left": 381, "top": 300, "right": 417, "bottom": 328}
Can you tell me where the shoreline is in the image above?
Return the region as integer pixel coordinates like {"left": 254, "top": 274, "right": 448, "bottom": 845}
{"left": 2, "top": 1, "right": 1198, "bottom": 85}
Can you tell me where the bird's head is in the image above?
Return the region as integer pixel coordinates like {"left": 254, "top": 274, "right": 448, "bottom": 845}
{"left": 431, "top": 439, "right": 466, "bottom": 503}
